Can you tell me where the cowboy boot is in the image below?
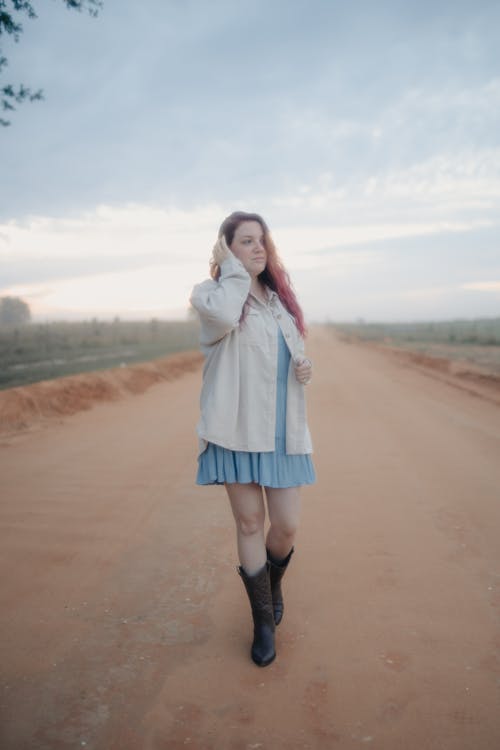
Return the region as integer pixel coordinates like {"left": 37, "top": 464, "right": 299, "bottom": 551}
{"left": 238, "top": 562, "right": 276, "bottom": 667}
{"left": 267, "top": 547, "right": 294, "bottom": 625}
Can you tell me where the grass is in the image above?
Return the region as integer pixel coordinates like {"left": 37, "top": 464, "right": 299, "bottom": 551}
{"left": 0, "top": 318, "right": 200, "bottom": 390}
{"left": 329, "top": 317, "right": 500, "bottom": 374}
{"left": 330, "top": 318, "right": 500, "bottom": 346}
{"left": 4, "top": 316, "right": 500, "bottom": 390}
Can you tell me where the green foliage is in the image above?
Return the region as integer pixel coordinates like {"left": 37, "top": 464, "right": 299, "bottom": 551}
{"left": 0, "top": 0, "right": 103, "bottom": 126}
{"left": 0, "top": 81, "right": 43, "bottom": 125}
{"left": 63, "top": 0, "right": 102, "bottom": 17}
{"left": 0, "top": 295, "right": 31, "bottom": 325}
{"left": 0, "top": 318, "right": 200, "bottom": 389}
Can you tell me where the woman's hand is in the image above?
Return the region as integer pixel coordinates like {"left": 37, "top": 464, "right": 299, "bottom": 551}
{"left": 212, "top": 235, "right": 232, "bottom": 267}
{"left": 294, "top": 356, "right": 312, "bottom": 385}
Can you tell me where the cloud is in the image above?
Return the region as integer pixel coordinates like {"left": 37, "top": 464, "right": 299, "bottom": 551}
{"left": 1, "top": 1, "right": 499, "bottom": 321}
{"left": 2, "top": 3, "right": 500, "bottom": 220}
{"left": 268, "top": 146, "right": 500, "bottom": 232}
{"left": 2, "top": 209, "right": 499, "bottom": 322}
{"left": 1, "top": 160, "right": 499, "bottom": 321}
{"left": 461, "top": 281, "right": 500, "bottom": 292}
{"left": 0, "top": 203, "right": 228, "bottom": 286}
{"left": 3, "top": 263, "right": 198, "bottom": 320}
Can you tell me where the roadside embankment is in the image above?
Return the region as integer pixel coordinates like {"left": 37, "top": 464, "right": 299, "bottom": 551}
{"left": 0, "top": 350, "right": 203, "bottom": 434}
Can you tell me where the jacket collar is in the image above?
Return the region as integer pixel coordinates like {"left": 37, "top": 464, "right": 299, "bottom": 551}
{"left": 248, "top": 286, "right": 278, "bottom": 308}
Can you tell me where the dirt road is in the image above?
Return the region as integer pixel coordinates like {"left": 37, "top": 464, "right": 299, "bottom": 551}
{"left": 1, "top": 327, "right": 499, "bottom": 750}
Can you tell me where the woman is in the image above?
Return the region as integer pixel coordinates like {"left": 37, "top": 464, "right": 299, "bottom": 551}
{"left": 190, "top": 211, "right": 315, "bottom": 667}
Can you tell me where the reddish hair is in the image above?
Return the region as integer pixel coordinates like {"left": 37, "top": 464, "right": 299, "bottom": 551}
{"left": 211, "top": 211, "right": 307, "bottom": 337}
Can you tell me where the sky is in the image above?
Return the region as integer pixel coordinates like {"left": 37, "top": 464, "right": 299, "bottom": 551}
{"left": 0, "top": 0, "right": 499, "bottom": 323}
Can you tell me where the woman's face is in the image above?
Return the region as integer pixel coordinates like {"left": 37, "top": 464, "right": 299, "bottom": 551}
{"left": 229, "top": 221, "right": 267, "bottom": 278}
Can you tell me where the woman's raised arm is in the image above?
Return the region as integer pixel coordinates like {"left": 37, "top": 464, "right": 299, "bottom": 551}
{"left": 190, "top": 253, "right": 251, "bottom": 345}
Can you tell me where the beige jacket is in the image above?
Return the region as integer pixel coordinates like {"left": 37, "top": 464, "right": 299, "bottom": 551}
{"left": 190, "top": 253, "right": 313, "bottom": 456}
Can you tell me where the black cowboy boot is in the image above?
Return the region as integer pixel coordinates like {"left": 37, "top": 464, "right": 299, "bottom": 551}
{"left": 267, "top": 547, "right": 294, "bottom": 625}
{"left": 238, "top": 562, "right": 276, "bottom": 667}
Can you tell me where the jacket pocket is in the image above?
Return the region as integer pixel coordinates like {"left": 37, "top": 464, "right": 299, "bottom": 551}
{"left": 239, "top": 310, "right": 266, "bottom": 347}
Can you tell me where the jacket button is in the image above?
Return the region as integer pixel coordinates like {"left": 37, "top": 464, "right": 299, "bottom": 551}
{"left": 276, "top": 313, "right": 282, "bottom": 319}
{"left": 285, "top": 333, "right": 290, "bottom": 338}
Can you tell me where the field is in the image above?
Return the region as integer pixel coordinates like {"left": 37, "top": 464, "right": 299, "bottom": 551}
{"left": 2, "top": 317, "right": 500, "bottom": 392}
{"left": 0, "top": 318, "right": 200, "bottom": 390}
{"left": 331, "top": 317, "right": 500, "bottom": 375}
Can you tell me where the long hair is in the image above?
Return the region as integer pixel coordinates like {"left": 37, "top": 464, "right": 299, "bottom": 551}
{"left": 211, "top": 211, "right": 307, "bottom": 337}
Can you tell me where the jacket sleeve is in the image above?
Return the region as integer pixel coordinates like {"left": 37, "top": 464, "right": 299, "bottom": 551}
{"left": 190, "top": 253, "right": 251, "bottom": 345}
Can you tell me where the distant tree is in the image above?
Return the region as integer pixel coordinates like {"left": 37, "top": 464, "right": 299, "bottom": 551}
{"left": 0, "top": 0, "right": 103, "bottom": 126}
{"left": 0, "top": 295, "right": 31, "bottom": 325}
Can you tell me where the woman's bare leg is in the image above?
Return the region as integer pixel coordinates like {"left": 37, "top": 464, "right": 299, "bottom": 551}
{"left": 265, "top": 486, "right": 301, "bottom": 560}
{"left": 225, "top": 482, "right": 267, "bottom": 575}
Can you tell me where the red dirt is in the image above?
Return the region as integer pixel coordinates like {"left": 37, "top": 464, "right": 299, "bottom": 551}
{"left": 339, "top": 335, "right": 500, "bottom": 407}
{"left": 0, "top": 327, "right": 499, "bottom": 749}
{"left": 0, "top": 350, "right": 203, "bottom": 433}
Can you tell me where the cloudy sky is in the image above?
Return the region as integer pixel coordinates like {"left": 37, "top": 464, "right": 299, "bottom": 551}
{"left": 1, "top": 0, "right": 499, "bottom": 322}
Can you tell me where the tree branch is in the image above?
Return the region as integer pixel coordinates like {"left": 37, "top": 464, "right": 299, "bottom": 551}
{"left": 0, "top": 0, "right": 102, "bottom": 126}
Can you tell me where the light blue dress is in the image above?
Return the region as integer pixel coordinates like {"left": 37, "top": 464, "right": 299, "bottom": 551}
{"left": 196, "top": 327, "right": 316, "bottom": 488}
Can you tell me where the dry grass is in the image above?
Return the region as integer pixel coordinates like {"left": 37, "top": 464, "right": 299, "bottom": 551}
{"left": 0, "top": 318, "right": 200, "bottom": 389}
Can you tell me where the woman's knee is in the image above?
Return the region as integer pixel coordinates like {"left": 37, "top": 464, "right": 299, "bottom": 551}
{"left": 269, "top": 517, "right": 298, "bottom": 542}
{"left": 235, "top": 509, "right": 265, "bottom": 537}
